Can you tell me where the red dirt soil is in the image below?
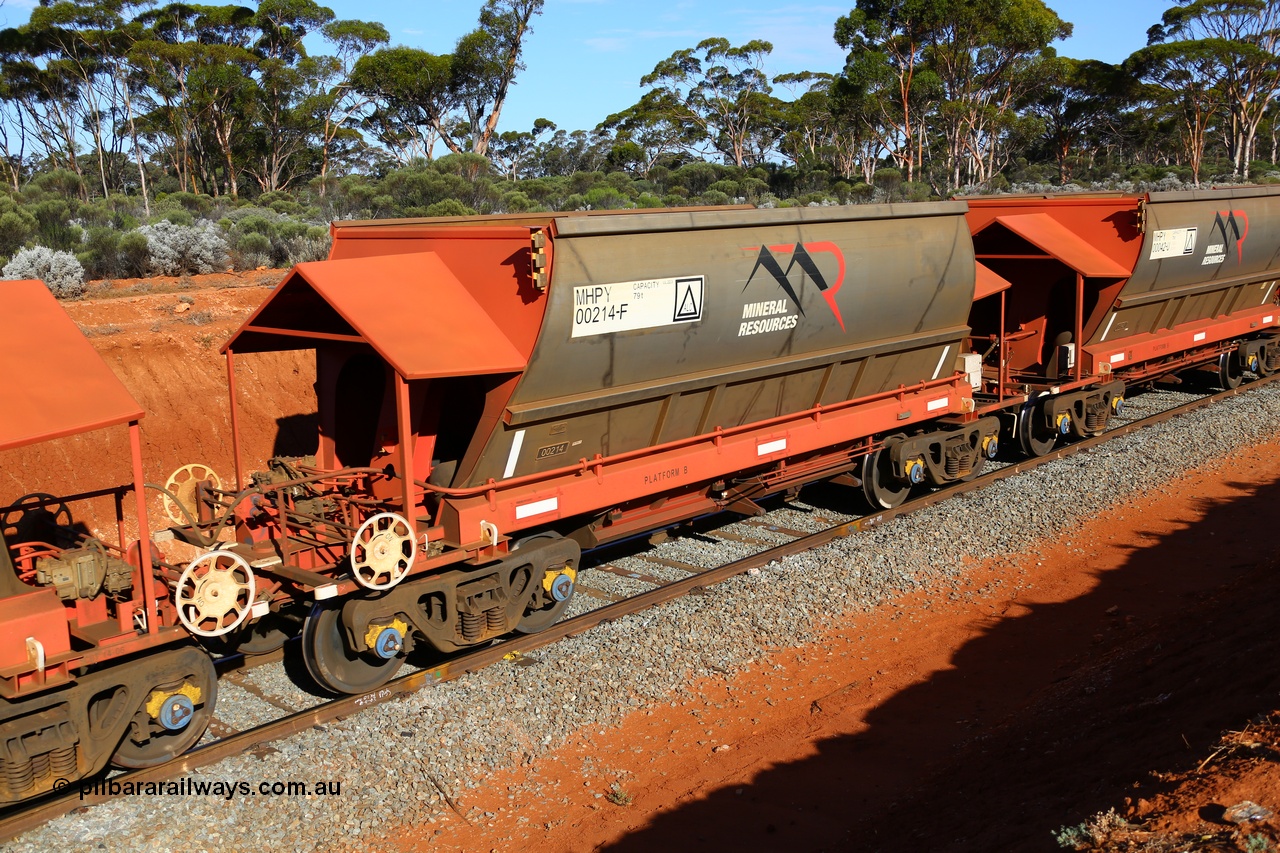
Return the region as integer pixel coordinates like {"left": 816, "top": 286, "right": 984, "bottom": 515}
{"left": 3, "top": 274, "right": 1278, "bottom": 851}
{"left": 394, "top": 440, "right": 1280, "bottom": 853}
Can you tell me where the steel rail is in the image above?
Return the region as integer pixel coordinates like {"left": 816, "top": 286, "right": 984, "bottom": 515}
{"left": 1, "top": 373, "right": 1275, "bottom": 842}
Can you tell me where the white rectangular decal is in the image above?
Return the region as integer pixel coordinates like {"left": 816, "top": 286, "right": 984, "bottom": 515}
{"left": 1149, "top": 227, "right": 1197, "bottom": 259}
{"left": 515, "top": 497, "right": 558, "bottom": 520}
{"left": 1110, "top": 353, "right": 1126, "bottom": 364}
{"left": 757, "top": 438, "right": 787, "bottom": 456}
{"left": 1265, "top": 316, "right": 1275, "bottom": 324}
{"left": 1193, "top": 332, "right": 1207, "bottom": 342}
{"left": 926, "top": 397, "right": 950, "bottom": 412}
{"left": 571, "top": 276, "right": 704, "bottom": 337}
{"left": 503, "top": 429, "right": 526, "bottom": 479}
{"left": 931, "top": 345, "right": 952, "bottom": 381}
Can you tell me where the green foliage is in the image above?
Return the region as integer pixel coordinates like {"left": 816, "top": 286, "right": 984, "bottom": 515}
{"left": 423, "top": 199, "right": 474, "bottom": 217}
{"left": 0, "top": 206, "right": 36, "bottom": 258}
{"left": 0, "top": 0, "right": 1268, "bottom": 278}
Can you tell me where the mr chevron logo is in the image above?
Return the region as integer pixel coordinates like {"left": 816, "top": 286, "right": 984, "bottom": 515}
{"left": 1210, "top": 209, "right": 1249, "bottom": 264}
{"left": 741, "top": 242, "right": 847, "bottom": 331}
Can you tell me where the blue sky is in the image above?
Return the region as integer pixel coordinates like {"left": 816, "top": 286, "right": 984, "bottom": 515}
{"left": 311, "top": 0, "right": 1176, "bottom": 134}
{"left": 1, "top": 0, "right": 1176, "bottom": 135}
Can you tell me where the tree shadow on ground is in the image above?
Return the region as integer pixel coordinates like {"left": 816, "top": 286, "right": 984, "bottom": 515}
{"left": 603, "top": 477, "right": 1280, "bottom": 853}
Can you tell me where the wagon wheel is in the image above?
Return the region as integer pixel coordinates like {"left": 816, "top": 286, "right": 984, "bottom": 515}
{"left": 350, "top": 512, "right": 415, "bottom": 590}
{"left": 162, "top": 463, "right": 221, "bottom": 526}
{"left": 173, "top": 549, "right": 255, "bottom": 638}
{"left": 0, "top": 493, "right": 73, "bottom": 543}
{"left": 302, "top": 603, "right": 404, "bottom": 695}
{"left": 512, "top": 533, "right": 577, "bottom": 635}
{"left": 859, "top": 436, "right": 911, "bottom": 510}
{"left": 111, "top": 652, "right": 217, "bottom": 769}
{"left": 1017, "top": 402, "right": 1058, "bottom": 458}
{"left": 1218, "top": 351, "right": 1244, "bottom": 389}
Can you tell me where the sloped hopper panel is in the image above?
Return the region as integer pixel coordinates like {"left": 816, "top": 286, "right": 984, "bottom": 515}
{"left": 973, "top": 261, "right": 1012, "bottom": 301}
{"left": 983, "top": 213, "right": 1133, "bottom": 279}
{"left": 226, "top": 252, "right": 528, "bottom": 379}
{"left": 0, "top": 280, "right": 145, "bottom": 451}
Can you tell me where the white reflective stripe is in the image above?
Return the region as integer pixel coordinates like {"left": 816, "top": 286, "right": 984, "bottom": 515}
{"left": 926, "top": 397, "right": 949, "bottom": 412}
{"left": 757, "top": 438, "right": 787, "bottom": 456}
{"left": 1193, "top": 332, "right": 1207, "bottom": 342}
{"left": 1263, "top": 281, "right": 1277, "bottom": 305}
{"left": 1265, "top": 315, "right": 1275, "bottom": 325}
{"left": 1109, "top": 353, "right": 1126, "bottom": 364}
{"left": 1099, "top": 313, "right": 1117, "bottom": 342}
{"left": 314, "top": 584, "right": 338, "bottom": 600}
{"left": 931, "top": 345, "right": 952, "bottom": 380}
{"left": 515, "top": 497, "right": 558, "bottom": 519}
{"left": 502, "top": 429, "right": 526, "bottom": 479}
{"left": 250, "top": 601, "right": 270, "bottom": 618}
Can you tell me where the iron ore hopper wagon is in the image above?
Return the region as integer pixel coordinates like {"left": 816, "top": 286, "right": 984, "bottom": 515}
{"left": 162, "top": 187, "right": 1280, "bottom": 697}
{"left": 0, "top": 282, "right": 217, "bottom": 804}
{"left": 2, "top": 186, "right": 1278, "bottom": 808}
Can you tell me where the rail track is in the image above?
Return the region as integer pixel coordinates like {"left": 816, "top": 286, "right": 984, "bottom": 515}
{"left": 2, "top": 374, "right": 1275, "bottom": 842}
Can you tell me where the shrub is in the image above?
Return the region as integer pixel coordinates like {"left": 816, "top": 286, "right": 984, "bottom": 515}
{"left": 232, "top": 231, "right": 272, "bottom": 269}
{"left": 80, "top": 227, "right": 121, "bottom": 279}
{"left": 0, "top": 209, "right": 35, "bottom": 257}
{"left": 158, "top": 209, "right": 194, "bottom": 227}
{"left": 423, "top": 199, "right": 473, "bottom": 217}
{"left": 2, "top": 246, "right": 86, "bottom": 298}
{"left": 583, "top": 186, "right": 629, "bottom": 209}
{"left": 117, "top": 231, "right": 150, "bottom": 277}
{"left": 137, "top": 220, "right": 228, "bottom": 276}
{"left": 280, "top": 226, "right": 330, "bottom": 265}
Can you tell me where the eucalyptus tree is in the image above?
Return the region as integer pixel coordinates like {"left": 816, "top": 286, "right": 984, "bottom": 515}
{"left": 351, "top": 46, "right": 454, "bottom": 163}
{"left": 305, "top": 18, "right": 389, "bottom": 191}
{"left": 924, "top": 0, "right": 1070, "bottom": 189}
{"left": 451, "top": 0, "right": 544, "bottom": 157}
{"left": 352, "top": 0, "right": 543, "bottom": 161}
{"left": 0, "top": 33, "right": 84, "bottom": 182}
{"left": 773, "top": 71, "right": 885, "bottom": 183}
{"left": 0, "top": 1, "right": 151, "bottom": 198}
{"left": 597, "top": 89, "right": 706, "bottom": 178}
{"left": 635, "top": 37, "right": 781, "bottom": 167}
{"left": 1147, "top": 0, "right": 1280, "bottom": 179}
{"left": 1127, "top": 37, "right": 1229, "bottom": 185}
{"left": 835, "top": 1, "right": 941, "bottom": 183}
{"left": 487, "top": 117, "right": 555, "bottom": 179}
{"left": 1026, "top": 56, "right": 1128, "bottom": 184}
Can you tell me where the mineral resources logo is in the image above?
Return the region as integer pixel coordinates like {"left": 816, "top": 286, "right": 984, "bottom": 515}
{"left": 741, "top": 242, "right": 847, "bottom": 332}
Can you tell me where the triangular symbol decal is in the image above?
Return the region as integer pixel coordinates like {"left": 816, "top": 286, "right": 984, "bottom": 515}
{"left": 673, "top": 277, "right": 703, "bottom": 321}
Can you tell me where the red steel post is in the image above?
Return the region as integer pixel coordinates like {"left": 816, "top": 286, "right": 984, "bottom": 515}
{"left": 226, "top": 349, "right": 245, "bottom": 490}
{"left": 129, "top": 421, "right": 157, "bottom": 634}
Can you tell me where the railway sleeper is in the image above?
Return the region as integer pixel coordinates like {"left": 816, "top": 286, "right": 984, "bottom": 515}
{"left": 0, "top": 644, "right": 215, "bottom": 804}
{"left": 340, "top": 535, "right": 581, "bottom": 658}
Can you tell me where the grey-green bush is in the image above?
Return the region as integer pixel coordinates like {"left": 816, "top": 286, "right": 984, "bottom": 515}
{"left": 2, "top": 246, "right": 86, "bottom": 298}
{"left": 138, "top": 220, "right": 228, "bottom": 276}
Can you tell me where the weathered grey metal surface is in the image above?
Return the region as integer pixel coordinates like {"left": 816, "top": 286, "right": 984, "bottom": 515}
{"left": 457, "top": 203, "right": 976, "bottom": 486}
{"left": 1089, "top": 185, "right": 1280, "bottom": 346}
